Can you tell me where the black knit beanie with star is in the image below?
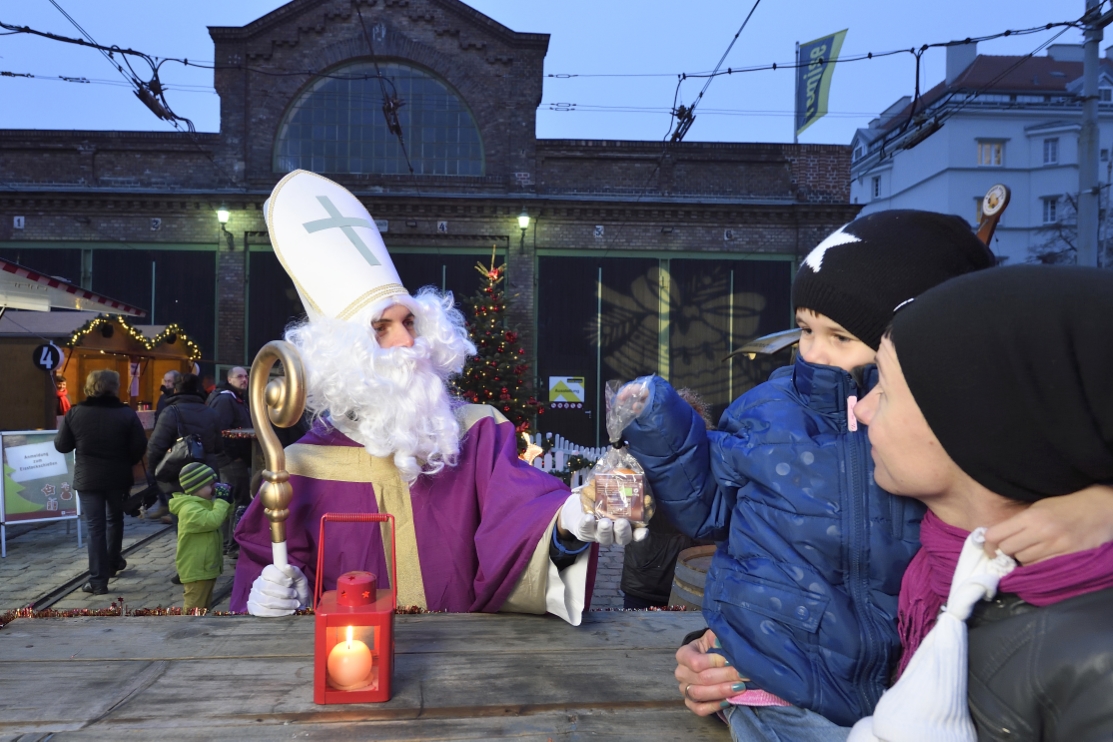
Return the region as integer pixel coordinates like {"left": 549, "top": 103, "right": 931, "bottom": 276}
{"left": 792, "top": 210, "right": 996, "bottom": 350}
{"left": 891, "top": 265, "right": 1113, "bottom": 503}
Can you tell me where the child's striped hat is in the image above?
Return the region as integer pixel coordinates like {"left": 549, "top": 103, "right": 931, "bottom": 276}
{"left": 179, "top": 462, "right": 216, "bottom": 496}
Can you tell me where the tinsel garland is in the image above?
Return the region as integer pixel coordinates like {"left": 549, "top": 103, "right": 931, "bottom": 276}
{"left": 1, "top": 603, "right": 687, "bottom": 630}
{"left": 0, "top": 603, "right": 446, "bottom": 630}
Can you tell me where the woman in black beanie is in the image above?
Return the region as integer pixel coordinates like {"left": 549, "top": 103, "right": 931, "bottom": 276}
{"left": 853, "top": 265, "right": 1113, "bottom": 740}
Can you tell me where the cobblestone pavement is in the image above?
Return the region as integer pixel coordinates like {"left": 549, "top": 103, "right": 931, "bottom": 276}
{"left": 1, "top": 514, "right": 237, "bottom": 613}
{"left": 4, "top": 510, "right": 621, "bottom": 614}
{"left": 592, "top": 542, "right": 626, "bottom": 609}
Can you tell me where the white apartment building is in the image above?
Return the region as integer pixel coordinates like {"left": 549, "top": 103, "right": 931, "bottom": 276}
{"left": 850, "top": 43, "right": 1113, "bottom": 265}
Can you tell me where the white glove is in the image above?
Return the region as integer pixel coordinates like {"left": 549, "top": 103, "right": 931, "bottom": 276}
{"left": 559, "top": 492, "right": 648, "bottom": 546}
{"left": 246, "top": 563, "right": 310, "bottom": 617}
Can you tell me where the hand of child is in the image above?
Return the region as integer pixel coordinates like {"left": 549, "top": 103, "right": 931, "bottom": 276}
{"left": 675, "top": 630, "right": 749, "bottom": 716}
{"left": 213, "top": 482, "right": 234, "bottom": 504}
{"left": 983, "top": 484, "right": 1113, "bottom": 564}
{"left": 614, "top": 377, "right": 652, "bottom": 417}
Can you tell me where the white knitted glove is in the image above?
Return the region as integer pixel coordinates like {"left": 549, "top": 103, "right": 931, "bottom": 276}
{"left": 246, "top": 563, "right": 311, "bottom": 617}
{"left": 559, "top": 492, "right": 648, "bottom": 546}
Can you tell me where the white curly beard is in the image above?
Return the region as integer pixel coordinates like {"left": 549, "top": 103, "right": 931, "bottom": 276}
{"left": 285, "top": 288, "right": 477, "bottom": 484}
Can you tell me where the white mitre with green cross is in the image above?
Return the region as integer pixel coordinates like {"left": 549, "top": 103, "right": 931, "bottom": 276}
{"left": 264, "top": 169, "right": 409, "bottom": 323}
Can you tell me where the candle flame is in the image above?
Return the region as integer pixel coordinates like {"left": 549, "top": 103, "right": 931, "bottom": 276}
{"left": 346, "top": 625, "right": 353, "bottom": 648}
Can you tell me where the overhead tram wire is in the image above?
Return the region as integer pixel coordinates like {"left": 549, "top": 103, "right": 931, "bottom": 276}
{"left": 875, "top": 23, "right": 1077, "bottom": 161}
{"left": 2, "top": 72, "right": 885, "bottom": 118}
{"left": 668, "top": 0, "right": 762, "bottom": 142}
{"left": 0, "top": 18, "right": 244, "bottom": 190}
{"left": 2, "top": 12, "right": 1085, "bottom": 101}
{"left": 0, "top": 9, "right": 1091, "bottom": 183}
{"left": 544, "top": 15, "right": 1086, "bottom": 82}
{"left": 44, "top": 0, "right": 191, "bottom": 134}
{"left": 585, "top": 0, "right": 767, "bottom": 263}
{"left": 355, "top": 4, "right": 415, "bottom": 175}
{"left": 45, "top": 0, "right": 133, "bottom": 89}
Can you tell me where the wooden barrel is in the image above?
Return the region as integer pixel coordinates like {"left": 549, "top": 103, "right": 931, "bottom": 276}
{"left": 668, "top": 545, "right": 716, "bottom": 610}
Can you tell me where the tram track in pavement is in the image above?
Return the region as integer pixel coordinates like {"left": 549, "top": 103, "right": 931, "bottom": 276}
{"left": 29, "top": 524, "right": 174, "bottom": 610}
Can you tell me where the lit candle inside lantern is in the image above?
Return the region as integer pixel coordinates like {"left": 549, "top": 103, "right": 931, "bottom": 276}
{"left": 326, "top": 626, "right": 372, "bottom": 689}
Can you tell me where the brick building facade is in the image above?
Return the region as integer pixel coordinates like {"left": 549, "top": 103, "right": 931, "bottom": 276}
{"left": 0, "top": 0, "right": 857, "bottom": 441}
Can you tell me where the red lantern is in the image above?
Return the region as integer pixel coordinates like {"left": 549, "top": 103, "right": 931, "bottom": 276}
{"left": 313, "top": 513, "right": 397, "bottom": 705}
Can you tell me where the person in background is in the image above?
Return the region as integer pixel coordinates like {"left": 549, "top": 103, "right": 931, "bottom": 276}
{"left": 231, "top": 170, "right": 621, "bottom": 622}
{"left": 206, "top": 366, "right": 253, "bottom": 554}
{"left": 620, "top": 388, "right": 711, "bottom": 610}
{"left": 54, "top": 374, "right": 72, "bottom": 416}
{"left": 201, "top": 375, "right": 216, "bottom": 395}
{"left": 675, "top": 265, "right": 1113, "bottom": 740}
{"left": 146, "top": 373, "right": 226, "bottom": 525}
{"left": 54, "top": 369, "right": 147, "bottom": 595}
{"left": 154, "top": 369, "right": 181, "bottom": 426}
{"left": 169, "top": 462, "right": 232, "bottom": 613}
{"left": 849, "top": 264, "right": 1113, "bottom": 740}
{"left": 622, "top": 211, "right": 996, "bottom": 736}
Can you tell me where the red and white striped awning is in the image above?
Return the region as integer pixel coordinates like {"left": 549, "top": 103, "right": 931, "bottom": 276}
{"left": 0, "top": 257, "right": 146, "bottom": 316}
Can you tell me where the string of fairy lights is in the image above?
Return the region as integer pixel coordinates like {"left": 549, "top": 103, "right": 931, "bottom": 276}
{"left": 66, "top": 314, "right": 201, "bottom": 363}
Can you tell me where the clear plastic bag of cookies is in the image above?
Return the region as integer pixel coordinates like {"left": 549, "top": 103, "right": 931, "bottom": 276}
{"left": 575, "top": 380, "right": 655, "bottom": 528}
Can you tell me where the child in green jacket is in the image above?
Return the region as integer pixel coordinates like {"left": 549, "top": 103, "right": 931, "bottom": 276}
{"left": 169, "top": 463, "right": 232, "bottom": 612}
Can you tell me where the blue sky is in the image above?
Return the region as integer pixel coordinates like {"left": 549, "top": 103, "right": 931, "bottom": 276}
{"left": 0, "top": 0, "right": 1087, "bottom": 145}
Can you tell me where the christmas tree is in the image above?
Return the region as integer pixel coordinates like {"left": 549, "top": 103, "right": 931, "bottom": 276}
{"left": 456, "top": 249, "right": 544, "bottom": 443}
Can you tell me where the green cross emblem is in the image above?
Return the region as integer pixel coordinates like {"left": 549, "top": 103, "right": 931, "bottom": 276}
{"left": 302, "top": 195, "right": 380, "bottom": 266}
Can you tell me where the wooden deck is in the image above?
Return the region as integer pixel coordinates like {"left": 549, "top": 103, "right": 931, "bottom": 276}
{"left": 0, "top": 611, "right": 730, "bottom": 740}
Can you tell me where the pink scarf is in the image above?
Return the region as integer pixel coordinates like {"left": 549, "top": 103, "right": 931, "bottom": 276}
{"left": 897, "top": 509, "right": 1113, "bottom": 676}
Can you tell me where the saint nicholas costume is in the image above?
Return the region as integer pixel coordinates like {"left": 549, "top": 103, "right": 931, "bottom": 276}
{"left": 230, "top": 170, "right": 597, "bottom": 623}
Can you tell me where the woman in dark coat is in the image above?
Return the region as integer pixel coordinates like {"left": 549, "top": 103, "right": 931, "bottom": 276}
{"left": 145, "top": 373, "right": 226, "bottom": 521}
{"left": 54, "top": 369, "right": 147, "bottom": 595}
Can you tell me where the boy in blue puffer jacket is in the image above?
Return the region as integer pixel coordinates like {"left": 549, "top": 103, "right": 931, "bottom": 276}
{"left": 622, "top": 210, "right": 994, "bottom": 738}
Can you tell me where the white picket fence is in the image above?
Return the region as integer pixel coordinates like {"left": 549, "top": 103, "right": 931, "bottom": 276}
{"left": 527, "top": 433, "right": 605, "bottom": 487}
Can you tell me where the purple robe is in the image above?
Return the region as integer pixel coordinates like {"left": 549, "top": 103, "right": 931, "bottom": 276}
{"left": 231, "top": 412, "right": 598, "bottom": 613}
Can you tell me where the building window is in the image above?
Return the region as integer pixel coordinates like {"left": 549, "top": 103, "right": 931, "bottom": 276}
{"left": 1043, "top": 138, "right": 1059, "bottom": 165}
{"left": 977, "top": 141, "right": 1004, "bottom": 166}
{"left": 1102, "top": 148, "right": 1109, "bottom": 162}
{"left": 871, "top": 176, "right": 880, "bottom": 199}
{"left": 1101, "top": 87, "right": 1112, "bottom": 103}
{"left": 274, "top": 60, "right": 484, "bottom": 176}
{"left": 853, "top": 145, "right": 863, "bottom": 161}
{"left": 1042, "top": 197, "right": 1058, "bottom": 224}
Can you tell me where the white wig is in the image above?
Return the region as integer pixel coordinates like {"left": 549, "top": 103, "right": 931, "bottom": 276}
{"left": 286, "top": 287, "right": 476, "bottom": 483}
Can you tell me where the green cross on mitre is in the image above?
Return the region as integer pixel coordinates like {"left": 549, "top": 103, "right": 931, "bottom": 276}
{"left": 302, "top": 195, "right": 380, "bottom": 266}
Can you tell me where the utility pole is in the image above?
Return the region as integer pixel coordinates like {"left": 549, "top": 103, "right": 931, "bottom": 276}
{"left": 794, "top": 42, "right": 800, "bottom": 144}
{"left": 1079, "top": 0, "right": 1113, "bottom": 266}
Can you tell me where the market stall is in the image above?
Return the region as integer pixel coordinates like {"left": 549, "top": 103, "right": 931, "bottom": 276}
{"left": 0, "top": 257, "right": 151, "bottom": 432}
{"left": 0, "top": 311, "right": 201, "bottom": 432}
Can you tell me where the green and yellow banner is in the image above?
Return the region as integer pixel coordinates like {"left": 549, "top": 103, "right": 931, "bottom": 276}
{"left": 795, "top": 29, "right": 848, "bottom": 136}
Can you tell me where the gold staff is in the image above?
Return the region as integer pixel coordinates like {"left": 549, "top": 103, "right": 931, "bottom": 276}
{"left": 249, "top": 340, "right": 306, "bottom": 569}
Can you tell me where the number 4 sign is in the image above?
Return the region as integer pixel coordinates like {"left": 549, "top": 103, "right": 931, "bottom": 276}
{"left": 32, "top": 343, "right": 63, "bottom": 371}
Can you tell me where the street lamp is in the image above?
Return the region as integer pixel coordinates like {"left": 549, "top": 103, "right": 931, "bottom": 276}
{"left": 517, "top": 209, "right": 530, "bottom": 253}
{"left": 217, "top": 206, "right": 234, "bottom": 251}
